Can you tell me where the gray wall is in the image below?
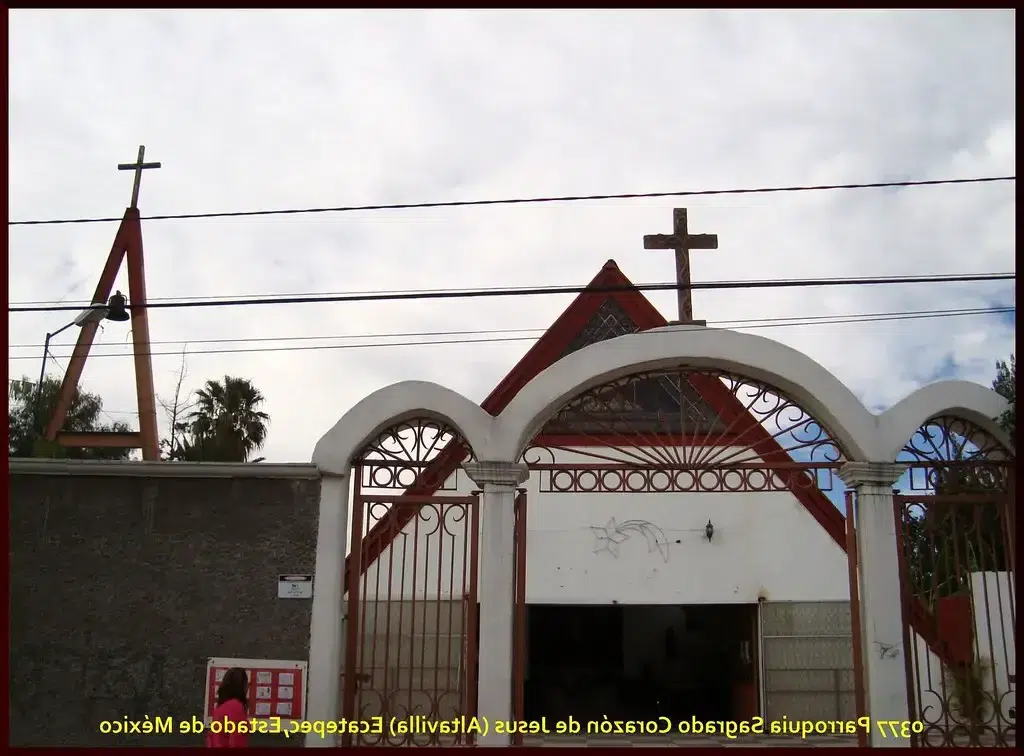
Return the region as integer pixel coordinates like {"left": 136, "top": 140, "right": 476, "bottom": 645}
{"left": 8, "top": 461, "right": 321, "bottom": 747}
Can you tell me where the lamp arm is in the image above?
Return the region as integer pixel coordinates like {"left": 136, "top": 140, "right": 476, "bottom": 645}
{"left": 33, "top": 333, "right": 53, "bottom": 433}
{"left": 32, "top": 319, "right": 76, "bottom": 434}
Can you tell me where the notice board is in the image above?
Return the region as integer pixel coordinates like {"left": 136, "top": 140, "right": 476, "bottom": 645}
{"left": 205, "top": 657, "right": 308, "bottom": 722}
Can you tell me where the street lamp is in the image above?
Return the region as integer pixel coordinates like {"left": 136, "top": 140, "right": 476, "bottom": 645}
{"left": 32, "top": 291, "right": 131, "bottom": 428}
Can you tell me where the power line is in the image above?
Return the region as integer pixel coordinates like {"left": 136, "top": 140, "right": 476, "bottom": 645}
{"left": 6, "top": 305, "right": 1013, "bottom": 351}
{"left": 9, "top": 269, "right": 1017, "bottom": 310}
{"left": 7, "top": 272, "right": 1016, "bottom": 315}
{"left": 8, "top": 175, "right": 1015, "bottom": 227}
{"left": 8, "top": 305, "right": 1013, "bottom": 362}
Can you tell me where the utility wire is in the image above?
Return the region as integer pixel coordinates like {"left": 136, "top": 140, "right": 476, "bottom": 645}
{"left": 8, "top": 175, "right": 1015, "bottom": 227}
{"left": 7, "top": 272, "right": 1016, "bottom": 315}
{"left": 9, "top": 270, "right": 1017, "bottom": 310}
{"left": 6, "top": 306, "right": 1013, "bottom": 351}
{"left": 8, "top": 305, "right": 1013, "bottom": 362}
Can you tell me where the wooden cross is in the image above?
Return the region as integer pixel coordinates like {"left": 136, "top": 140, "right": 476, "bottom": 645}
{"left": 117, "top": 145, "right": 161, "bottom": 209}
{"left": 643, "top": 208, "right": 718, "bottom": 325}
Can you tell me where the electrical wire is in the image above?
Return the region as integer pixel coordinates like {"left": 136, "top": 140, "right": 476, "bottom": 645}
{"left": 7, "top": 272, "right": 1016, "bottom": 315}
{"left": 8, "top": 175, "right": 1014, "bottom": 227}
{"left": 8, "top": 304, "right": 1013, "bottom": 362}
{"left": 6, "top": 306, "right": 1012, "bottom": 350}
{"left": 9, "top": 270, "right": 1017, "bottom": 310}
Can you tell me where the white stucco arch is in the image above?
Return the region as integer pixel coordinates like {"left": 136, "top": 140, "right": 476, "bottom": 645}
{"left": 493, "top": 326, "right": 880, "bottom": 462}
{"left": 876, "top": 380, "right": 1013, "bottom": 462}
{"left": 312, "top": 380, "right": 496, "bottom": 475}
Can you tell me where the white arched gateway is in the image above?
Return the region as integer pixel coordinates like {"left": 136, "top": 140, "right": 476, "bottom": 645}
{"left": 306, "top": 260, "right": 1013, "bottom": 748}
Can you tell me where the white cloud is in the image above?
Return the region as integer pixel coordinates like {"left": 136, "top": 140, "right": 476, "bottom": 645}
{"left": 8, "top": 9, "right": 1015, "bottom": 462}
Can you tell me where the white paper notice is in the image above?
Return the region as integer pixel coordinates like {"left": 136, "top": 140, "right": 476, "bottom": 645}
{"left": 256, "top": 671, "right": 273, "bottom": 684}
{"left": 276, "top": 702, "right": 293, "bottom": 716}
{"left": 278, "top": 686, "right": 293, "bottom": 700}
{"left": 256, "top": 686, "right": 272, "bottom": 700}
{"left": 255, "top": 702, "right": 271, "bottom": 716}
{"left": 278, "top": 672, "right": 295, "bottom": 686}
{"left": 215, "top": 669, "right": 225, "bottom": 682}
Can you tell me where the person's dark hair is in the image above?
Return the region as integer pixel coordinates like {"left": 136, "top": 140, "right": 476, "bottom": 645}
{"left": 216, "top": 667, "right": 249, "bottom": 710}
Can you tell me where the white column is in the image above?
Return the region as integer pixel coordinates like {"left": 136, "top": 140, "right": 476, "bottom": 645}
{"left": 463, "top": 461, "right": 530, "bottom": 747}
{"left": 305, "top": 473, "right": 349, "bottom": 747}
{"left": 839, "top": 462, "right": 909, "bottom": 748}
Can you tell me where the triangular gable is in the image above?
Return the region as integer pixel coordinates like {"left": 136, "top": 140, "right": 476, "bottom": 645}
{"left": 345, "top": 259, "right": 956, "bottom": 669}
{"left": 346, "top": 260, "right": 845, "bottom": 592}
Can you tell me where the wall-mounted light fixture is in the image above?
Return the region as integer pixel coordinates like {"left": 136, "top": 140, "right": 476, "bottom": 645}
{"left": 705, "top": 519, "right": 715, "bottom": 542}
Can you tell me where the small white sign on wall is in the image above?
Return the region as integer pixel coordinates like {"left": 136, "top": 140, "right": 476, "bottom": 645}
{"left": 278, "top": 574, "right": 313, "bottom": 599}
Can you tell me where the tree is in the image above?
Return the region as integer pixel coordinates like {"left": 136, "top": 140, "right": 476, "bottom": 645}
{"left": 157, "top": 348, "right": 198, "bottom": 461}
{"left": 8, "top": 376, "right": 134, "bottom": 460}
{"left": 180, "top": 375, "right": 270, "bottom": 462}
{"left": 992, "top": 354, "right": 1014, "bottom": 438}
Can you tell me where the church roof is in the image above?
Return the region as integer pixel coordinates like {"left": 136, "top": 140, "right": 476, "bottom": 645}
{"left": 346, "top": 260, "right": 844, "bottom": 581}
{"left": 346, "top": 259, "right": 957, "bottom": 667}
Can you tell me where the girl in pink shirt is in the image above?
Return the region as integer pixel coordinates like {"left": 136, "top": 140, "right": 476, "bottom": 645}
{"left": 206, "top": 668, "right": 249, "bottom": 748}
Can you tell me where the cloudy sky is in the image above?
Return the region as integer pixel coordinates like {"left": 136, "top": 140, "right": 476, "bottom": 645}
{"left": 8, "top": 10, "right": 1016, "bottom": 463}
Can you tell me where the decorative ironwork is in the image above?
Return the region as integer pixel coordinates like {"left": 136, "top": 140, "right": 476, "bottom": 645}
{"left": 523, "top": 367, "right": 846, "bottom": 493}
{"left": 357, "top": 418, "right": 472, "bottom": 492}
{"left": 895, "top": 494, "right": 1016, "bottom": 748}
{"left": 344, "top": 495, "right": 480, "bottom": 747}
{"left": 560, "top": 299, "right": 640, "bottom": 358}
{"left": 901, "top": 415, "right": 1014, "bottom": 494}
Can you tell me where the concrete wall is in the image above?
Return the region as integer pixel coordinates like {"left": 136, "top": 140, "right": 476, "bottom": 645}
{"left": 357, "top": 447, "right": 850, "bottom": 605}
{"left": 8, "top": 460, "right": 320, "bottom": 747}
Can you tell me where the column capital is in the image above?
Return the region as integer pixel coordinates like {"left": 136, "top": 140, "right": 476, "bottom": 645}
{"left": 838, "top": 461, "right": 906, "bottom": 489}
{"left": 463, "top": 461, "right": 530, "bottom": 488}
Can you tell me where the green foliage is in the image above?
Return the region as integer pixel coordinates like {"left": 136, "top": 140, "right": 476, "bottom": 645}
{"left": 991, "top": 354, "right": 1014, "bottom": 438}
{"left": 164, "top": 375, "right": 270, "bottom": 462}
{"left": 8, "top": 376, "right": 134, "bottom": 460}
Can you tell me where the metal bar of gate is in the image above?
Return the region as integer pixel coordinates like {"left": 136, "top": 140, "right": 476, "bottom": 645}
{"left": 342, "top": 472, "right": 366, "bottom": 747}
{"left": 466, "top": 492, "right": 481, "bottom": 744}
{"left": 511, "top": 489, "right": 528, "bottom": 746}
{"left": 845, "top": 491, "right": 868, "bottom": 748}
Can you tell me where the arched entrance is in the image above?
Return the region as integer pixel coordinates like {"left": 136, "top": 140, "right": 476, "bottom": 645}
{"left": 508, "top": 364, "right": 858, "bottom": 745}
{"left": 309, "top": 324, "right": 1012, "bottom": 748}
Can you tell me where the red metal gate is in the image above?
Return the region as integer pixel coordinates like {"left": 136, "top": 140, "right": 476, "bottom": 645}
{"left": 894, "top": 487, "right": 1015, "bottom": 748}
{"left": 341, "top": 418, "right": 482, "bottom": 748}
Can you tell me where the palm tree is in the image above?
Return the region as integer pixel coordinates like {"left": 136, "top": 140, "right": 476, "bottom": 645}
{"left": 184, "top": 376, "right": 270, "bottom": 462}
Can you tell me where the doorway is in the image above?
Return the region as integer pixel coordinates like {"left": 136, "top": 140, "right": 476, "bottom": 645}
{"left": 524, "top": 604, "right": 760, "bottom": 725}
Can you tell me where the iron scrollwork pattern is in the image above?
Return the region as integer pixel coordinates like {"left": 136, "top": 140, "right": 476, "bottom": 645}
{"left": 896, "top": 416, "right": 1015, "bottom": 747}
{"left": 521, "top": 367, "right": 847, "bottom": 493}
{"left": 357, "top": 418, "right": 473, "bottom": 492}
{"left": 901, "top": 415, "right": 1013, "bottom": 494}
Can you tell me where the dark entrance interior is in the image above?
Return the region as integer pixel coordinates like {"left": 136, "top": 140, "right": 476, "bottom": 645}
{"left": 524, "top": 604, "right": 759, "bottom": 724}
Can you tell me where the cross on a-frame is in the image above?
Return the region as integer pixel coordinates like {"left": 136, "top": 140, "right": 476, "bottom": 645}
{"left": 117, "top": 145, "right": 161, "bottom": 209}
{"left": 643, "top": 208, "right": 718, "bottom": 325}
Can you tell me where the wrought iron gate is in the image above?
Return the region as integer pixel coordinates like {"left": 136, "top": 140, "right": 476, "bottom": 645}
{"left": 893, "top": 416, "right": 1015, "bottom": 748}
{"left": 342, "top": 421, "right": 481, "bottom": 747}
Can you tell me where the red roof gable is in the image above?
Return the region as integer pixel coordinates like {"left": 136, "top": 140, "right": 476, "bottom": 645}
{"left": 345, "top": 259, "right": 955, "bottom": 667}
{"left": 347, "top": 260, "right": 844, "bottom": 583}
